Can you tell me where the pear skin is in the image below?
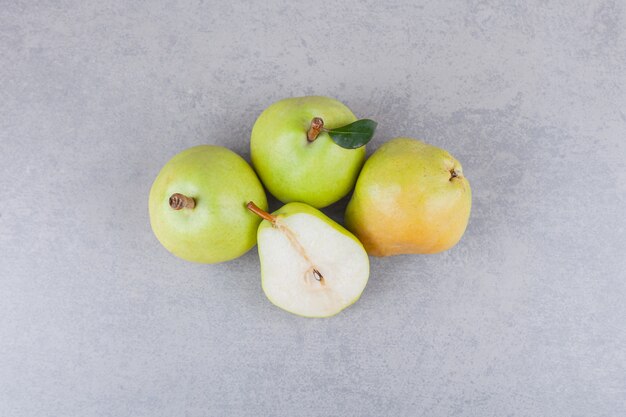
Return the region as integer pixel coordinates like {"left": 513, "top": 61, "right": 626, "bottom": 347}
{"left": 345, "top": 138, "right": 471, "bottom": 256}
{"left": 251, "top": 96, "right": 366, "bottom": 208}
{"left": 149, "top": 145, "right": 268, "bottom": 263}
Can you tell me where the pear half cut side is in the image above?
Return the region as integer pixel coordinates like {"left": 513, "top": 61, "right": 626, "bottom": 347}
{"left": 251, "top": 202, "right": 370, "bottom": 318}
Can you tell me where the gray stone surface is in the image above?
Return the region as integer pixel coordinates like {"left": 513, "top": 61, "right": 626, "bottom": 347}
{"left": 1, "top": 1, "right": 625, "bottom": 416}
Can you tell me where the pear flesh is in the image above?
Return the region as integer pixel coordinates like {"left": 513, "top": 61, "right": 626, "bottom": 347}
{"left": 253, "top": 202, "right": 369, "bottom": 318}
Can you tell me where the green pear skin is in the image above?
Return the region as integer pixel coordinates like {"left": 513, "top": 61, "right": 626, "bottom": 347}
{"left": 149, "top": 145, "right": 268, "bottom": 263}
{"left": 251, "top": 96, "right": 366, "bottom": 208}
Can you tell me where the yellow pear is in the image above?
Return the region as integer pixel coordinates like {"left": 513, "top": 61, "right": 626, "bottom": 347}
{"left": 345, "top": 138, "right": 471, "bottom": 256}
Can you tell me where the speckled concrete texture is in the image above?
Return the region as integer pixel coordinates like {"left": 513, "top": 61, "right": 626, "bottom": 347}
{"left": 1, "top": 1, "right": 625, "bottom": 416}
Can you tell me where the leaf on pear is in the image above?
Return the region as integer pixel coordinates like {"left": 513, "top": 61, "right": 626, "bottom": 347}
{"left": 327, "top": 119, "right": 378, "bottom": 149}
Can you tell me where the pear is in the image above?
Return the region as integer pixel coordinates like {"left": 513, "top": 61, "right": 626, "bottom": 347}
{"left": 250, "top": 96, "right": 366, "bottom": 208}
{"left": 247, "top": 201, "right": 369, "bottom": 317}
{"left": 345, "top": 138, "right": 471, "bottom": 256}
{"left": 149, "top": 145, "right": 268, "bottom": 263}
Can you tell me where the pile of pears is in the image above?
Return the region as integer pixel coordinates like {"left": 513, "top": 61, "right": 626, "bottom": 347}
{"left": 149, "top": 96, "right": 471, "bottom": 318}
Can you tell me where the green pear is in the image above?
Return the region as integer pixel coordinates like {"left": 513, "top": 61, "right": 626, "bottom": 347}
{"left": 149, "top": 145, "right": 268, "bottom": 263}
{"left": 345, "top": 138, "right": 471, "bottom": 256}
{"left": 247, "top": 201, "right": 369, "bottom": 317}
{"left": 250, "top": 96, "right": 366, "bottom": 208}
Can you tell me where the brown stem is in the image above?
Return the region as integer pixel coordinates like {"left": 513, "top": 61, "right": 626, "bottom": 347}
{"left": 307, "top": 117, "right": 324, "bottom": 142}
{"left": 169, "top": 193, "right": 195, "bottom": 210}
{"left": 246, "top": 201, "right": 276, "bottom": 223}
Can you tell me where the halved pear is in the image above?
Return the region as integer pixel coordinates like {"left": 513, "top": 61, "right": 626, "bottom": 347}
{"left": 247, "top": 202, "right": 369, "bottom": 318}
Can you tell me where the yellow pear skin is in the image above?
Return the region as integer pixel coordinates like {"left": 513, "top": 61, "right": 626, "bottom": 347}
{"left": 345, "top": 138, "right": 471, "bottom": 256}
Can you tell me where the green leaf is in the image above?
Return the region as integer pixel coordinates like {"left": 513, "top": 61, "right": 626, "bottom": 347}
{"left": 327, "top": 119, "right": 378, "bottom": 149}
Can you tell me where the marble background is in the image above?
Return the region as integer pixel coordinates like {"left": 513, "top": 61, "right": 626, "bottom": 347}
{"left": 1, "top": 1, "right": 625, "bottom": 416}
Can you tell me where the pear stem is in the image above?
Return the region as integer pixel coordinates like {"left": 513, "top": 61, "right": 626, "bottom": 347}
{"left": 246, "top": 201, "right": 276, "bottom": 223}
{"left": 307, "top": 117, "right": 324, "bottom": 142}
{"left": 169, "top": 193, "right": 195, "bottom": 210}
